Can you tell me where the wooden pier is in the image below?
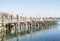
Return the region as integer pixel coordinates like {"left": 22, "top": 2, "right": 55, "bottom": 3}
{"left": 0, "top": 14, "right": 57, "bottom": 41}
{"left": 0, "top": 14, "right": 57, "bottom": 33}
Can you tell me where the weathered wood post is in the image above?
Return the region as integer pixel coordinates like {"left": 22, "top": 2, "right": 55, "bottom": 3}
{"left": 10, "top": 15, "right": 13, "bottom": 22}
{"left": 37, "top": 23, "right": 39, "bottom": 30}
{"left": 15, "top": 15, "right": 19, "bottom": 34}
{"left": 39, "top": 21, "right": 41, "bottom": 29}
{"left": 30, "top": 22, "right": 33, "bottom": 33}
{"left": 20, "top": 23, "right": 21, "bottom": 32}
{"left": 27, "top": 22, "right": 30, "bottom": 31}
{"left": 2, "top": 16, "right": 6, "bottom": 41}
{"left": 38, "top": 22, "right": 39, "bottom": 30}
{"left": 26, "top": 22, "right": 29, "bottom": 33}
{"left": 14, "top": 23, "right": 16, "bottom": 34}
{"left": 16, "top": 14, "right": 19, "bottom": 41}
{"left": 24, "top": 17, "right": 27, "bottom": 35}
{"left": 35, "top": 22, "right": 37, "bottom": 29}
{"left": 30, "top": 17, "right": 33, "bottom": 33}
{"left": 29, "top": 22, "right": 33, "bottom": 41}
{"left": 23, "top": 23, "right": 25, "bottom": 34}
{"left": 9, "top": 15, "right": 13, "bottom": 33}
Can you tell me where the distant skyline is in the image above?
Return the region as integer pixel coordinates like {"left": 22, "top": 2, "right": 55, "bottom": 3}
{"left": 0, "top": 0, "right": 60, "bottom": 17}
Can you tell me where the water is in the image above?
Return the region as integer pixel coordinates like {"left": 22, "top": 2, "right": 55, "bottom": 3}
{"left": 6, "top": 20, "right": 60, "bottom": 41}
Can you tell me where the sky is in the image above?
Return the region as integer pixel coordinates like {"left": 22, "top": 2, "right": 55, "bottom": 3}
{"left": 0, "top": 0, "right": 60, "bottom": 17}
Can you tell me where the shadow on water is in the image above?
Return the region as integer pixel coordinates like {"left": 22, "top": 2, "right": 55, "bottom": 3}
{"left": 0, "top": 22, "right": 58, "bottom": 41}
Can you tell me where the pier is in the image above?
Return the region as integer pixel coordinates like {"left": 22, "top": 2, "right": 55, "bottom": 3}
{"left": 0, "top": 13, "right": 57, "bottom": 41}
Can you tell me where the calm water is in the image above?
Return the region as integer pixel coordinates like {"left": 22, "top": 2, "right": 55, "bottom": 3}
{"left": 7, "top": 20, "right": 60, "bottom": 41}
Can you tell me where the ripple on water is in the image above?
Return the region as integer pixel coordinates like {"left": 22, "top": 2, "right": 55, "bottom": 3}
{"left": 7, "top": 21, "right": 60, "bottom": 41}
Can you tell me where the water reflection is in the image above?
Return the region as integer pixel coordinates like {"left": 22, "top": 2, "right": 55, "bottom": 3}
{"left": 0, "top": 22, "right": 58, "bottom": 41}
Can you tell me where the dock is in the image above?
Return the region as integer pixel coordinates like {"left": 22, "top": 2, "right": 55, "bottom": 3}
{"left": 0, "top": 13, "right": 57, "bottom": 41}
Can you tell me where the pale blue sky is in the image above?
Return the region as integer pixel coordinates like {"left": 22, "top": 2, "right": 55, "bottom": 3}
{"left": 0, "top": 0, "right": 60, "bottom": 17}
